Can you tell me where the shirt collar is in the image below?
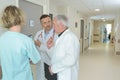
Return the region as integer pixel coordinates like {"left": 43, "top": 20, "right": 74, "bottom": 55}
{"left": 58, "top": 28, "right": 68, "bottom": 37}
{"left": 44, "top": 28, "right": 53, "bottom": 34}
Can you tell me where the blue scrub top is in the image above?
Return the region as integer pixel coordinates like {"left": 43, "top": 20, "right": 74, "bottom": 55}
{"left": 0, "top": 31, "right": 41, "bottom": 80}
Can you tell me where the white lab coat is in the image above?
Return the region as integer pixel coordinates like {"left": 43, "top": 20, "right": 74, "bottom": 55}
{"left": 49, "top": 29, "right": 80, "bottom": 80}
{"left": 34, "top": 28, "right": 57, "bottom": 80}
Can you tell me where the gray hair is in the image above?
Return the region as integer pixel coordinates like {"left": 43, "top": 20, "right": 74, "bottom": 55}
{"left": 55, "top": 15, "right": 68, "bottom": 27}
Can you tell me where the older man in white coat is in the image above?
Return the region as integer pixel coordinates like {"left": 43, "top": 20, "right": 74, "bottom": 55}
{"left": 47, "top": 15, "right": 80, "bottom": 80}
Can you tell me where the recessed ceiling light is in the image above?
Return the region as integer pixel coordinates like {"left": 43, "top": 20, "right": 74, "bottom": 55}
{"left": 95, "top": 9, "right": 100, "bottom": 11}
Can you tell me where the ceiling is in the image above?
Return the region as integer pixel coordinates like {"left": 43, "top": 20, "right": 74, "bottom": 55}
{"left": 50, "top": 0, "right": 120, "bottom": 20}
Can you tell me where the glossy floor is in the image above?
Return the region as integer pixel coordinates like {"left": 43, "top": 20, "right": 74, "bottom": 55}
{"left": 79, "top": 44, "right": 120, "bottom": 80}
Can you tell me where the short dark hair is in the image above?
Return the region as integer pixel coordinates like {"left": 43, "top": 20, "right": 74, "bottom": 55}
{"left": 40, "top": 14, "right": 51, "bottom": 21}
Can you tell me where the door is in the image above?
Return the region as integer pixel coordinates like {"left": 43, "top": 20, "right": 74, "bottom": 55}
{"left": 19, "top": 0, "right": 43, "bottom": 37}
{"left": 81, "top": 20, "right": 84, "bottom": 53}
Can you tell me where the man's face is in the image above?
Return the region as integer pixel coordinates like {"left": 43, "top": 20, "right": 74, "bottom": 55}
{"left": 41, "top": 17, "right": 52, "bottom": 32}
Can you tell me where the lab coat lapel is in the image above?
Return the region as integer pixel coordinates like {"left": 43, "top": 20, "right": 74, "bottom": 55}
{"left": 55, "top": 29, "right": 69, "bottom": 46}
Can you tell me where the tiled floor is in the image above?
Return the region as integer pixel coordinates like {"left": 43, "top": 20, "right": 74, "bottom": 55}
{"left": 79, "top": 43, "right": 120, "bottom": 80}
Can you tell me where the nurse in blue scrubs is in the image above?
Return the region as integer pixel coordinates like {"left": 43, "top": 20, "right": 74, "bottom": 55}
{"left": 0, "top": 5, "right": 41, "bottom": 80}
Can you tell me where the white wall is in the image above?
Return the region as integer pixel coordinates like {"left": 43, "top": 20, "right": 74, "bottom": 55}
{"left": 89, "top": 20, "right": 94, "bottom": 45}
{"left": 49, "top": 3, "right": 57, "bottom": 16}
{"left": 67, "top": 7, "right": 81, "bottom": 39}
{"left": 50, "top": 5, "right": 68, "bottom": 17}
{"left": 0, "top": 0, "right": 18, "bottom": 20}
{"left": 0, "top": 0, "right": 17, "bottom": 13}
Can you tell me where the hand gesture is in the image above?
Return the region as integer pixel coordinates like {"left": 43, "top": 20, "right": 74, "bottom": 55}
{"left": 47, "top": 37, "right": 54, "bottom": 49}
{"left": 34, "top": 39, "right": 41, "bottom": 47}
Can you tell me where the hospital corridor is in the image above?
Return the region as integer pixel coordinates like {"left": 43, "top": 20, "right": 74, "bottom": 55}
{"left": 1, "top": 0, "right": 120, "bottom": 80}
{"left": 79, "top": 44, "right": 120, "bottom": 80}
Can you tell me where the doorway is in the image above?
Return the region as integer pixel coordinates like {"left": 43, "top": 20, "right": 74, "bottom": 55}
{"left": 102, "top": 24, "right": 112, "bottom": 43}
{"left": 80, "top": 20, "right": 84, "bottom": 53}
